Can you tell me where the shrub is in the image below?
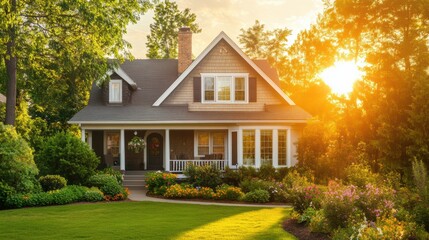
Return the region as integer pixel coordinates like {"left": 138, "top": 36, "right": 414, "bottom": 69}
{"left": 214, "top": 184, "right": 244, "bottom": 201}
{"left": 164, "top": 184, "right": 198, "bottom": 199}
{"left": 184, "top": 164, "right": 222, "bottom": 189}
{"left": 412, "top": 158, "right": 428, "bottom": 202}
{"left": 36, "top": 132, "right": 99, "bottom": 185}
{"left": 298, "top": 207, "right": 317, "bottom": 223}
{"left": 87, "top": 174, "right": 125, "bottom": 200}
{"left": 222, "top": 166, "right": 241, "bottom": 186}
{"left": 39, "top": 175, "right": 67, "bottom": 192}
{"left": 83, "top": 187, "right": 104, "bottom": 202}
{"left": 101, "top": 167, "right": 123, "bottom": 184}
{"left": 238, "top": 166, "right": 258, "bottom": 180}
{"left": 0, "top": 123, "right": 40, "bottom": 194}
{"left": 242, "top": 189, "right": 270, "bottom": 203}
{"left": 308, "top": 210, "right": 330, "bottom": 233}
{"left": 356, "top": 183, "right": 395, "bottom": 221}
{"left": 0, "top": 182, "right": 15, "bottom": 209}
{"left": 240, "top": 179, "right": 286, "bottom": 202}
{"left": 145, "top": 171, "right": 176, "bottom": 194}
{"left": 289, "top": 184, "right": 323, "bottom": 214}
{"left": 414, "top": 203, "right": 429, "bottom": 232}
{"left": 258, "top": 164, "right": 276, "bottom": 180}
{"left": 345, "top": 163, "right": 379, "bottom": 188}
{"left": 197, "top": 187, "right": 214, "bottom": 199}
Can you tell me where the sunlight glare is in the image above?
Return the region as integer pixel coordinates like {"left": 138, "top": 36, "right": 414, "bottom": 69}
{"left": 319, "top": 61, "right": 364, "bottom": 95}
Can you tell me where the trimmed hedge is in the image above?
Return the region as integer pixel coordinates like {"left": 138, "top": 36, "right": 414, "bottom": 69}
{"left": 87, "top": 174, "right": 127, "bottom": 200}
{"left": 4, "top": 185, "right": 104, "bottom": 209}
{"left": 242, "top": 189, "right": 270, "bottom": 203}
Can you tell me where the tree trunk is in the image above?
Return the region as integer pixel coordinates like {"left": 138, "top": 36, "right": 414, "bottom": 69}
{"left": 5, "top": 0, "right": 17, "bottom": 126}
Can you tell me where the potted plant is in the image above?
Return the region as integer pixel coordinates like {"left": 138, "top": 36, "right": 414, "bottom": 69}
{"left": 128, "top": 134, "right": 146, "bottom": 153}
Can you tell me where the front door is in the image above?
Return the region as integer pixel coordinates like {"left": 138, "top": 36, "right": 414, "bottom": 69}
{"left": 147, "top": 133, "right": 164, "bottom": 170}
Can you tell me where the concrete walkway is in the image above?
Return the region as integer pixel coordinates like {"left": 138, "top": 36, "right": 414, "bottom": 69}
{"left": 127, "top": 187, "right": 291, "bottom": 208}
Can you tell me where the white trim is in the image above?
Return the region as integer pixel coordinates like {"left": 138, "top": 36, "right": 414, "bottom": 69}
{"left": 107, "top": 66, "right": 137, "bottom": 90}
{"left": 287, "top": 129, "right": 292, "bottom": 167}
{"left": 194, "top": 131, "right": 227, "bottom": 159}
{"left": 201, "top": 73, "right": 249, "bottom": 104}
{"left": 273, "top": 129, "right": 278, "bottom": 168}
{"left": 165, "top": 129, "right": 170, "bottom": 171}
{"left": 109, "top": 80, "right": 122, "bottom": 103}
{"left": 70, "top": 119, "right": 308, "bottom": 125}
{"left": 255, "top": 129, "right": 261, "bottom": 168}
{"left": 120, "top": 129, "right": 125, "bottom": 171}
{"left": 237, "top": 129, "right": 243, "bottom": 166}
{"left": 152, "top": 31, "right": 296, "bottom": 106}
{"left": 81, "top": 129, "right": 86, "bottom": 142}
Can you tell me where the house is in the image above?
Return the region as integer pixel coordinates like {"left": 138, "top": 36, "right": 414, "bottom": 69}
{"left": 69, "top": 27, "right": 311, "bottom": 173}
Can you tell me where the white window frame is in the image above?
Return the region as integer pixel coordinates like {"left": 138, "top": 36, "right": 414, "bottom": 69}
{"left": 194, "top": 131, "right": 227, "bottom": 158}
{"left": 201, "top": 73, "right": 249, "bottom": 104}
{"left": 109, "top": 80, "right": 122, "bottom": 103}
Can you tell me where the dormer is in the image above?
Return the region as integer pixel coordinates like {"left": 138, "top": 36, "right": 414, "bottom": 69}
{"left": 102, "top": 67, "right": 137, "bottom": 105}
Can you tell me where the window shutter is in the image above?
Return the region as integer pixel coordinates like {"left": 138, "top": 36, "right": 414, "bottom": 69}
{"left": 249, "top": 77, "right": 257, "bottom": 102}
{"left": 193, "top": 77, "right": 201, "bottom": 102}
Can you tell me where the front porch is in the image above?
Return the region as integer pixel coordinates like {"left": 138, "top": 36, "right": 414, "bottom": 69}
{"left": 81, "top": 126, "right": 295, "bottom": 173}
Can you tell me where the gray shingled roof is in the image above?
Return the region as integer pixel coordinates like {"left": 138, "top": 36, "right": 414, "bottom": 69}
{"left": 69, "top": 59, "right": 311, "bottom": 123}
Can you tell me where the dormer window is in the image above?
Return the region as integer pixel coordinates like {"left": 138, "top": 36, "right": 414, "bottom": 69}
{"left": 201, "top": 73, "right": 248, "bottom": 103}
{"left": 109, "top": 80, "right": 122, "bottom": 103}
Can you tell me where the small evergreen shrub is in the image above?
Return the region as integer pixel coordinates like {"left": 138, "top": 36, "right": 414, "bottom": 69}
{"left": 258, "top": 164, "right": 276, "bottom": 180}
{"left": 36, "top": 132, "right": 100, "bottom": 185}
{"left": 242, "top": 189, "right": 270, "bottom": 203}
{"left": 214, "top": 184, "right": 244, "bottom": 201}
{"left": 39, "top": 175, "right": 67, "bottom": 192}
{"left": 145, "top": 172, "right": 176, "bottom": 194}
{"left": 101, "top": 167, "right": 123, "bottom": 184}
{"left": 83, "top": 187, "right": 104, "bottom": 202}
{"left": 87, "top": 174, "right": 126, "bottom": 200}
{"left": 0, "top": 123, "right": 40, "bottom": 194}
{"left": 184, "top": 164, "right": 222, "bottom": 189}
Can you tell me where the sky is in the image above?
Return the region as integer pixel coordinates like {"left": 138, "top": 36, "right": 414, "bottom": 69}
{"left": 124, "top": 0, "right": 324, "bottom": 59}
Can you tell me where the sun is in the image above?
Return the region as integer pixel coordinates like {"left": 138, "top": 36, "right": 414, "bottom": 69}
{"left": 319, "top": 61, "right": 364, "bottom": 95}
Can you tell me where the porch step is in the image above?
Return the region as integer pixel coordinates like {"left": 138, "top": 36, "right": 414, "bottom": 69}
{"left": 123, "top": 179, "right": 146, "bottom": 187}
{"left": 122, "top": 171, "right": 150, "bottom": 187}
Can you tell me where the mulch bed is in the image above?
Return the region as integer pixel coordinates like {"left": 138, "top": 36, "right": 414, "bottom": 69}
{"left": 283, "top": 219, "right": 330, "bottom": 240}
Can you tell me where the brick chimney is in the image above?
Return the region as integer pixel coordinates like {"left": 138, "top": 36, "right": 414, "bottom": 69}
{"left": 178, "top": 27, "right": 192, "bottom": 74}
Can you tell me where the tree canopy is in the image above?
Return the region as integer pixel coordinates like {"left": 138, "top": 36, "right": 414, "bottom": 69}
{"left": 146, "top": 0, "right": 201, "bottom": 59}
{"left": 0, "top": 0, "right": 152, "bottom": 126}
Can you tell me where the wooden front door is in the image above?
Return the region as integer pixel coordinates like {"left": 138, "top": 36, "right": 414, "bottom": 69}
{"left": 147, "top": 133, "right": 164, "bottom": 170}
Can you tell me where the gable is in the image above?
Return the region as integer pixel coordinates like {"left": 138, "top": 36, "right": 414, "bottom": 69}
{"left": 153, "top": 32, "right": 295, "bottom": 107}
{"left": 164, "top": 40, "right": 285, "bottom": 110}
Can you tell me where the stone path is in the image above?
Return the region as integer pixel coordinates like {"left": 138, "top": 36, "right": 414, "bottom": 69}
{"left": 127, "top": 187, "right": 291, "bottom": 208}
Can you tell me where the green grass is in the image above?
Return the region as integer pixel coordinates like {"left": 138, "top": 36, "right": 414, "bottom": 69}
{"left": 0, "top": 201, "right": 296, "bottom": 240}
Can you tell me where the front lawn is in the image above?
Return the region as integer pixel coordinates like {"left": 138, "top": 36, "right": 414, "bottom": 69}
{"left": 0, "top": 201, "right": 296, "bottom": 240}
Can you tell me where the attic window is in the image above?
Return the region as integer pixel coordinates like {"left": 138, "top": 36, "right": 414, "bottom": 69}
{"left": 201, "top": 73, "right": 248, "bottom": 103}
{"left": 109, "top": 80, "right": 122, "bottom": 103}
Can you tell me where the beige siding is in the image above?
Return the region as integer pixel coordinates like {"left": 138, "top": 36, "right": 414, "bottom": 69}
{"left": 164, "top": 40, "right": 284, "bottom": 108}
{"left": 188, "top": 102, "right": 265, "bottom": 112}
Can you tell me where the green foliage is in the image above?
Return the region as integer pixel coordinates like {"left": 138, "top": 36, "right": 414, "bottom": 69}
{"left": 0, "top": 123, "right": 40, "bottom": 194}
{"left": 0, "top": 182, "right": 15, "bottom": 209}
{"left": 258, "top": 164, "right": 276, "bottom": 181}
{"left": 36, "top": 132, "right": 99, "bottom": 185}
{"left": 242, "top": 189, "right": 270, "bottom": 203}
{"left": 222, "top": 166, "right": 241, "bottom": 186}
{"left": 38, "top": 175, "right": 67, "bottom": 192}
{"left": 145, "top": 171, "right": 176, "bottom": 194}
{"left": 4, "top": 185, "right": 104, "bottom": 209}
{"left": 146, "top": 0, "right": 201, "bottom": 59}
{"left": 87, "top": 174, "right": 123, "bottom": 197}
{"left": 298, "top": 207, "right": 317, "bottom": 224}
{"left": 83, "top": 187, "right": 104, "bottom": 202}
{"left": 412, "top": 158, "right": 428, "bottom": 201}
{"left": 1, "top": 0, "right": 150, "bottom": 126}
{"left": 214, "top": 184, "right": 244, "bottom": 201}
{"left": 101, "top": 167, "right": 123, "bottom": 184}
{"left": 184, "top": 164, "right": 222, "bottom": 189}
{"left": 164, "top": 184, "right": 198, "bottom": 199}
{"left": 345, "top": 163, "right": 379, "bottom": 188}
{"left": 414, "top": 203, "right": 429, "bottom": 232}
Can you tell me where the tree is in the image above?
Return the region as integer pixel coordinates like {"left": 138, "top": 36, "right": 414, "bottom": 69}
{"left": 238, "top": 20, "right": 291, "bottom": 63}
{"left": 146, "top": 0, "right": 201, "bottom": 59}
{"left": 1, "top": 0, "right": 152, "bottom": 125}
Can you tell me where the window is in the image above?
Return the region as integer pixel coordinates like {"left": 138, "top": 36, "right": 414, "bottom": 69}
{"left": 202, "top": 74, "right": 248, "bottom": 103}
{"left": 278, "top": 130, "right": 288, "bottom": 166}
{"left": 106, "top": 132, "right": 120, "bottom": 157}
{"left": 196, "top": 132, "right": 226, "bottom": 159}
{"left": 242, "top": 130, "right": 255, "bottom": 165}
{"left": 260, "top": 130, "right": 272, "bottom": 165}
{"left": 109, "top": 80, "right": 122, "bottom": 103}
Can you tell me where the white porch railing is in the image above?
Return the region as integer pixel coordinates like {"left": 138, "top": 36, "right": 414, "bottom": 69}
{"left": 169, "top": 159, "right": 227, "bottom": 173}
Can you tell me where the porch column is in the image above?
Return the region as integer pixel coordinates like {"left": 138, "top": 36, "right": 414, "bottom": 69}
{"left": 81, "top": 128, "right": 86, "bottom": 142}
{"left": 165, "top": 129, "right": 170, "bottom": 171}
{"left": 120, "top": 129, "right": 125, "bottom": 171}
{"left": 273, "top": 129, "right": 279, "bottom": 168}
{"left": 237, "top": 129, "right": 243, "bottom": 166}
{"left": 227, "top": 129, "right": 232, "bottom": 168}
{"left": 255, "top": 129, "right": 261, "bottom": 168}
{"left": 287, "top": 129, "right": 292, "bottom": 167}
{"left": 87, "top": 131, "right": 93, "bottom": 149}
